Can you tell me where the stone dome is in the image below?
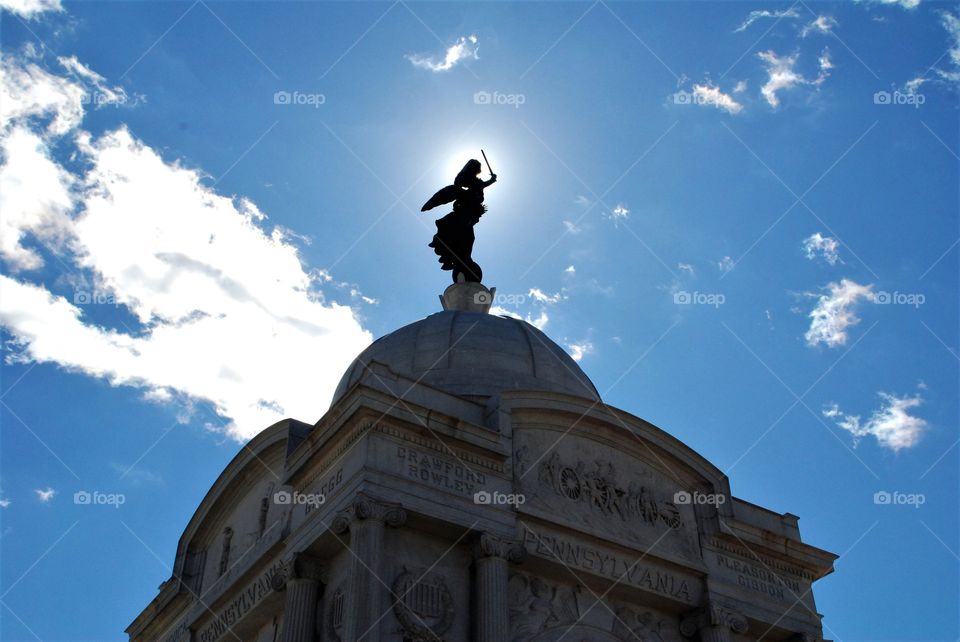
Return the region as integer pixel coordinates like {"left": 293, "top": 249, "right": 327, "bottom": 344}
{"left": 333, "top": 311, "right": 600, "bottom": 404}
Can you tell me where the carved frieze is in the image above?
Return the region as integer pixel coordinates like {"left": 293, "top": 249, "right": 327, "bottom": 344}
{"left": 513, "top": 433, "right": 701, "bottom": 562}
{"left": 507, "top": 571, "right": 675, "bottom": 642}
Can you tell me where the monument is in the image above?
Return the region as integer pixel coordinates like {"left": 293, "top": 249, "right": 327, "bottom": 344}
{"left": 127, "top": 158, "right": 837, "bottom": 642}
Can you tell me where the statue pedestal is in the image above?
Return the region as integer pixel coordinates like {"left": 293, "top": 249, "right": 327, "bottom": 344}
{"left": 440, "top": 282, "right": 496, "bottom": 313}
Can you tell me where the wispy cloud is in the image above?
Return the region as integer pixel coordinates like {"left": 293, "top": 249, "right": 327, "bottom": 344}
{"left": 824, "top": 392, "right": 927, "bottom": 451}
{"left": 34, "top": 488, "right": 55, "bottom": 502}
{"left": 490, "top": 306, "right": 548, "bottom": 330}
{"left": 565, "top": 340, "right": 594, "bottom": 362}
{"left": 757, "top": 48, "right": 832, "bottom": 108}
{"left": 803, "top": 232, "right": 842, "bottom": 265}
{"left": 802, "top": 15, "right": 838, "bottom": 37}
{"left": 735, "top": 7, "right": 800, "bottom": 32}
{"left": 0, "top": 498, "right": 10, "bottom": 508}
{"left": 718, "top": 256, "right": 735, "bottom": 273}
{"left": 610, "top": 203, "right": 630, "bottom": 222}
{"left": 692, "top": 84, "right": 744, "bottom": 114}
{"left": 857, "top": 0, "right": 920, "bottom": 9}
{"left": 678, "top": 262, "right": 695, "bottom": 276}
{"left": 804, "top": 278, "right": 874, "bottom": 348}
{"left": 406, "top": 35, "right": 478, "bottom": 72}
{"left": 528, "top": 288, "right": 564, "bottom": 304}
{"left": 0, "top": 0, "right": 62, "bottom": 19}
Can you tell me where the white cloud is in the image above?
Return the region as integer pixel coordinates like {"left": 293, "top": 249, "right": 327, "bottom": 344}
{"left": 804, "top": 278, "right": 875, "bottom": 348}
{"left": 0, "top": 498, "right": 10, "bottom": 508}
{"left": 692, "top": 84, "right": 744, "bottom": 114}
{"left": 34, "top": 487, "right": 55, "bottom": 502}
{"left": 610, "top": 204, "right": 630, "bottom": 221}
{"left": 562, "top": 220, "right": 582, "bottom": 234}
{"left": 802, "top": 15, "right": 837, "bottom": 37}
{"left": 573, "top": 195, "right": 591, "bottom": 208}
{"left": 757, "top": 49, "right": 831, "bottom": 108}
{"left": 0, "top": 0, "right": 62, "bottom": 19}
{"left": 565, "top": 340, "right": 594, "bottom": 362}
{"left": 802, "top": 232, "right": 842, "bottom": 265}
{"left": 528, "top": 288, "right": 563, "bottom": 304}
{"left": 564, "top": 265, "right": 576, "bottom": 275}
{"left": 899, "top": 10, "right": 960, "bottom": 91}
{"left": 678, "top": 263, "right": 695, "bottom": 276}
{"left": 735, "top": 8, "right": 800, "bottom": 32}
{"left": 0, "top": 127, "right": 74, "bottom": 270}
{"left": 936, "top": 10, "right": 960, "bottom": 85}
{"left": 0, "top": 50, "right": 374, "bottom": 442}
{"left": 733, "top": 80, "right": 748, "bottom": 93}
{"left": 718, "top": 256, "right": 735, "bottom": 273}
{"left": 406, "top": 35, "right": 478, "bottom": 72}
{"left": 824, "top": 392, "right": 927, "bottom": 451}
{"left": 857, "top": 0, "right": 920, "bottom": 9}
{"left": 490, "top": 306, "right": 548, "bottom": 330}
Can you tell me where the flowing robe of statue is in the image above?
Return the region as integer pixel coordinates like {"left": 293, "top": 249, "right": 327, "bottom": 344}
{"left": 421, "top": 158, "right": 496, "bottom": 284}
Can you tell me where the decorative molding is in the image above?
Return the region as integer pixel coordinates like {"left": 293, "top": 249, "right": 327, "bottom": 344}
{"left": 391, "top": 567, "right": 455, "bottom": 642}
{"left": 297, "top": 421, "right": 504, "bottom": 494}
{"left": 705, "top": 535, "right": 814, "bottom": 582}
{"left": 327, "top": 584, "right": 346, "bottom": 642}
{"left": 679, "top": 604, "right": 748, "bottom": 637}
{"left": 332, "top": 494, "right": 407, "bottom": 534}
{"left": 473, "top": 533, "right": 525, "bottom": 564}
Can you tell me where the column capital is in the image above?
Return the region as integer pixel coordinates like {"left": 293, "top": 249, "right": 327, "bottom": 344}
{"left": 288, "top": 553, "right": 325, "bottom": 583}
{"left": 680, "top": 604, "right": 748, "bottom": 638}
{"left": 472, "top": 532, "right": 525, "bottom": 563}
{"left": 331, "top": 493, "right": 407, "bottom": 534}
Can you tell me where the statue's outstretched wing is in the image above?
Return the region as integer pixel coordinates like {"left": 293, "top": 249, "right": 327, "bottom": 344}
{"left": 421, "top": 185, "right": 463, "bottom": 212}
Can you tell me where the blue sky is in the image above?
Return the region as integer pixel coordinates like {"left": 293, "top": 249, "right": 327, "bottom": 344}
{"left": 0, "top": 0, "right": 957, "bottom": 639}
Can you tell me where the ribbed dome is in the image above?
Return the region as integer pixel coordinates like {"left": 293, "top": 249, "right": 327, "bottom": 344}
{"left": 332, "top": 311, "right": 600, "bottom": 404}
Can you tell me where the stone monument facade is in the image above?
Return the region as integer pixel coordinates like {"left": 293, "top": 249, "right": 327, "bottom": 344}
{"left": 127, "top": 283, "right": 837, "bottom": 642}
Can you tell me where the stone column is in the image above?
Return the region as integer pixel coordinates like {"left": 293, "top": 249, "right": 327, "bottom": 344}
{"left": 472, "top": 533, "right": 525, "bottom": 642}
{"left": 680, "top": 604, "right": 748, "bottom": 642}
{"left": 281, "top": 554, "right": 324, "bottom": 642}
{"left": 332, "top": 494, "right": 407, "bottom": 642}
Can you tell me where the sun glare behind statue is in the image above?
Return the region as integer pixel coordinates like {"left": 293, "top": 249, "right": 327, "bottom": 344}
{"left": 441, "top": 146, "right": 496, "bottom": 184}
{"left": 437, "top": 142, "right": 517, "bottom": 212}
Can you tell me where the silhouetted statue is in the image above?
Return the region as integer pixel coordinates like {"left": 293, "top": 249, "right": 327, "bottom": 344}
{"left": 421, "top": 156, "right": 497, "bottom": 283}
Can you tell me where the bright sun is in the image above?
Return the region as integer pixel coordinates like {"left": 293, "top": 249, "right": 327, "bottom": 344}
{"left": 442, "top": 147, "right": 494, "bottom": 182}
